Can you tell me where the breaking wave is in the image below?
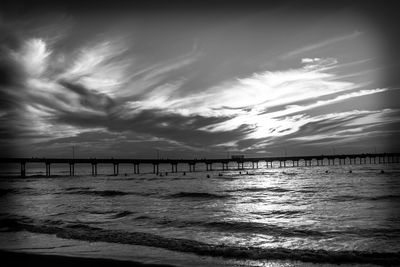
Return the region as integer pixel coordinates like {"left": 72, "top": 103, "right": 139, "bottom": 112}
{"left": 200, "top": 221, "right": 323, "bottom": 237}
{"left": 1, "top": 216, "right": 399, "bottom": 266}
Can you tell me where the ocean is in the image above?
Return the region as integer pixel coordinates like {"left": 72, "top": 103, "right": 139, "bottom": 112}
{"left": 0, "top": 162, "right": 399, "bottom": 266}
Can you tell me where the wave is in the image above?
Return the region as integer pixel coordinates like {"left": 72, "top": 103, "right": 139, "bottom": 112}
{"left": 2, "top": 216, "right": 399, "bottom": 266}
{"left": 0, "top": 215, "right": 34, "bottom": 229}
{"left": 141, "top": 216, "right": 318, "bottom": 237}
{"left": 201, "top": 221, "right": 323, "bottom": 237}
{"left": 88, "top": 210, "right": 117, "bottom": 215}
{"left": 0, "top": 188, "right": 19, "bottom": 196}
{"left": 65, "top": 188, "right": 157, "bottom": 198}
{"left": 66, "top": 223, "right": 98, "bottom": 230}
{"left": 48, "top": 212, "right": 69, "bottom": 217}
{"left": 282, "top": 172, "right": 298, "bottom": 176}
{"left": 128, "top": 214, "right": 399, "bottom": 239}
{"left": 331, "top": 194, "right": 400, "bottom": 202}
{"left": 66, "top": 189, "right": 130, "bottom": 197}
{"left": 64, "top": 187, "right": 92, "bottom": 191}
{"left": 27, "top": 174, "right": 64, "bottom": 178}
{"left": 200, "top": 220, "right": 400, "bottom": 238}
{"left": 168, "top": 192, "right": 229, "bottom": 199}
{"left": 369, "top": 195, "right": 400, "bottom": 201}
{"left": 265, "top": 187, "right": 292, "bottom": 193}
{"left": 222, "top": 187, "right": 291, "bottom": 194}
{"left": 170, "top": 177, "right": 196, "bottom": 180}
{"left": 217, "top": 176, "right": 242, "bottom": 181}
{"left": 223, "top": 187, "right": 291, "bottom": 193}
{"left": 134, "top": 215, "right": 152, "bottom": 220}
{"left": 86, "top": 209, "right": 134, "bottom": 219}
{"left": 109, "top": 211, "right": 133, "bottom": 219}
{"left": 255, "top": 210, "right": 304, "bottom": 217}
{"left": 224, "top": 187, "right": 267, "bottom": 193}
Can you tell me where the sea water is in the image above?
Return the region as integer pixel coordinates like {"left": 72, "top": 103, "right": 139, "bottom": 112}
{"left": 0, "top": 162, "right": 399, "bottom": 266}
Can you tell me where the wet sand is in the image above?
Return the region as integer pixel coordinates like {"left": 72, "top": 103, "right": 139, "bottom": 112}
{"left": 0, "top": 250, "right": 175, "bottom": 267}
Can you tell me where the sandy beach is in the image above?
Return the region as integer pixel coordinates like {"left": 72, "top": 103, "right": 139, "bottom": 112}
{"left": 0, "top": 250, "right": 175, "bottom": 267}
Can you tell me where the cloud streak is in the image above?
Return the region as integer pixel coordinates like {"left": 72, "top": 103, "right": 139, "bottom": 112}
{"left": 282, "top": 31, "right": 363, "bottom": 58}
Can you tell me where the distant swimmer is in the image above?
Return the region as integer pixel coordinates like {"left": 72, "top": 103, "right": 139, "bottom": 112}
{"left": 183, "top": 172, "right": 186, "bottom": 175}
{"left": 206, "top": 174, "right": 210, "bottom": 178}
{"left": 380, "top": 170, "right": 384, "bottom": 174}
{"left": 349, "top": 170, "right": 352, "bottom": 173}
{"left": 325, "top": 170, "right": 328, "bottom": 173}
{"left": 218, "top": 173, "right": 222, "bottom": 176}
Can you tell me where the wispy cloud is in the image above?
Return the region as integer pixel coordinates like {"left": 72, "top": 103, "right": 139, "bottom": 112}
{"left": 121, "top": 49, "right": 201, "bottom": 99}
{"left": 11, "top": 38, "right": 52, "bottom": 77}
{"left": 301, "top": 57, "right": 320, "bottom": 63}
{"left": 0, "top": 34, "right": 204, "bottom": 148}
{"left": 282, "top": 31, "right": 363, "bottom": 58}
{"left": 59, "top": 39, "right": 131, "bottom": 96}
{"left": 288, "top": 109, "right": 400, "bottom": 143}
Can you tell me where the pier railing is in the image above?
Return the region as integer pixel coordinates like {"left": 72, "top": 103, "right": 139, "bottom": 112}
{"left": 0, "top": 153, "right": 399, "bottom": 177}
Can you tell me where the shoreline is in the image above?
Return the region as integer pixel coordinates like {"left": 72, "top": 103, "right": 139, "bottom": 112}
{"left": 0, "top": 250, "right": 176, "bottom": 267}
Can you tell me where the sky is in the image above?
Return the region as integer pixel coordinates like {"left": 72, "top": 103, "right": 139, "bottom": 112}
{"left": 1, "top": 0, "right": 400, "bottom": 158}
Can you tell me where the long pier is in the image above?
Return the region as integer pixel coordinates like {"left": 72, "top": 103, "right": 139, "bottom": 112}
{"left": 0, "top": 153, "right": 399, "bottom": 177}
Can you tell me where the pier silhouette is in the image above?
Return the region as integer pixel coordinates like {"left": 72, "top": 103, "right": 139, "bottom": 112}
{"left": 0, "top": 153, "right": 399, "bottom": 177}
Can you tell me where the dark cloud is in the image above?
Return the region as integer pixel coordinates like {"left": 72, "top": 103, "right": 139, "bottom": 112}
{"left": 0, "top": 59, "right": 20, "bottom": 88}
{"left": 53, "top": 107, "right": 245, "bottom": 149}
{"left": 0, "top": 27, "right": 24, "bottom": 88}
{"left": 0, "top": 26, "right": 21, "bottom": 51}
{"left": 0, "top": 0, "right": 286, "bottom": 15}
{"left": 59, "top": 80, "right": 115, "bottom": 112}
{"left": 0, "top": 27, "right": 25, "bottom": 156}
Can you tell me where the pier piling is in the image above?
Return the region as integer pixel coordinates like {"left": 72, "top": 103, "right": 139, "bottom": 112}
{"left": 134, "top": 164, "right": 140, "bottom": 174}
{"left": 113, "top": 163, "right": 119, "bottom": 176}
{"left": 20, "top": 162, "right": 26, "bottom": 177}
{"left": 45, "top": 163, "right": 51, "bottom": 176}
{"left": 69, "top": 163, "right": 75, "bottom": 176}
{"left": 91, "top": 163, "right": 97, "bottom": 176}
{"left": 153, "top": 163, "right": 159, "bottom": 174}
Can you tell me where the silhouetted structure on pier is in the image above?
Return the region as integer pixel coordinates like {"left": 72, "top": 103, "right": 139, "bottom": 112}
{"left": 0, "top": 153, "right": 399, "bottom": 177}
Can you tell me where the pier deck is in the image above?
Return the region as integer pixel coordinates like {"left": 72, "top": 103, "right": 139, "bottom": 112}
{"left": 0, "top": 153, "right": 399, "bottom": 177}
